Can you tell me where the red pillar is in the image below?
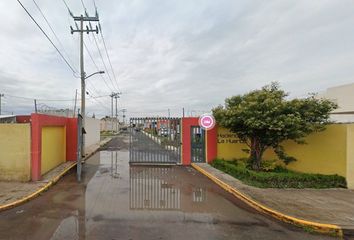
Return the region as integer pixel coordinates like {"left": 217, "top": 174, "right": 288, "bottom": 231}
{"left": 66, "top": 118, "right": 78, "bottom": 161}
{"left": 31, "top": 114, "right": 41, "bottom": 181}
{"left": 181, "top": 117, "right": 217, "bottom": 165}
{"left": 206, "top": 125, "right": 217, "bottom": 163}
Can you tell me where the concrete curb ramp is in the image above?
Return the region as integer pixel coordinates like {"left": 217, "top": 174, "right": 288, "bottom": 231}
{"left": 191, "top": 163, "right": 343, "bottom": 238}
{"left": 0, "top": 137, "right": 113, "bottom": 213}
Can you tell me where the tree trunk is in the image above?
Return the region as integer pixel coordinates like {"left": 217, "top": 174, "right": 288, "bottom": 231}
{"left": 249, "top": 137, "right": 265, "bottom": 171}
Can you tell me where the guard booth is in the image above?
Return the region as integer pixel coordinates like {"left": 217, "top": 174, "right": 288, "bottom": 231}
{"left": 129, "top": 117, "right": 217, "bottom": 165}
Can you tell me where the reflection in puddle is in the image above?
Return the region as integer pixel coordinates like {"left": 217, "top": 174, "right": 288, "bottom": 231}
{"left": 130, "top": 167, "right": 181, "bottom": 210}
{"left": 193, "top": 187, "right": 206, "bottom": 203}
{"left": 50, "top": 211, "right": 79, "bottom": 240}
{"left": 129, "top": 166, "right": 207, "bottom": 211}
{"left": 110, "top": 151, "right": 119, "bottom": 179}
{"left": 0, "top": 144, "right": 329, "bottom": 239}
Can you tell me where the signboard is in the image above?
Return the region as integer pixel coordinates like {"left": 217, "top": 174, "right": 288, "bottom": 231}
{"left": 198, "top": 114, "right": 216, "bottom": 130}
{"left": 217, "top": 132, "right": 245, "bottom": 144}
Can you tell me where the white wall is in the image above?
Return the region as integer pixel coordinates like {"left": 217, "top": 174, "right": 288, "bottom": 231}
{"left": 319, "top": 82, "right": 354, "bottom": 123}
{"left": 100, "top": 118, "right": 118, "bottom": 131}
{"left": 85, "top": 117, "right": 100, "bottom": 151}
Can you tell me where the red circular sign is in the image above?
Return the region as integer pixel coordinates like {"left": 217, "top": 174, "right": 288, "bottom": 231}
{"left": 199, "top": 114, "right": 215, "bottom": 130}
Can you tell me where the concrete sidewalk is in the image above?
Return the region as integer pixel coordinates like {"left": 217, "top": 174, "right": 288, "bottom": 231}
{"left": 193, "top": 163, "right": 354, "bottom": 231}
{"left": 0, "top": 137, "right": 112, "bottom": 208}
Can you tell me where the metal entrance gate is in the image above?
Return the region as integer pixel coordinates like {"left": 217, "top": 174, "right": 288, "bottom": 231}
{"left": 191, "top": 126, "right": 205, "bottom": 163}
{"left": 129, "top": 117, "right": 181, "bottom": 164}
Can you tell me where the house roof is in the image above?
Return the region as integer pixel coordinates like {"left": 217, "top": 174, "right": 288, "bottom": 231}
{"left": 0, "top": 115, "right": 15, "bottom": 119}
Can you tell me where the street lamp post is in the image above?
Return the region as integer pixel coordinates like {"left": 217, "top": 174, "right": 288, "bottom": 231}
{"left": 81, "top": 70, "right": 104, "bottom": 157}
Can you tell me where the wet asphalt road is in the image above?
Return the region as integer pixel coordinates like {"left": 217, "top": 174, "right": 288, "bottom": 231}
{"left": 0, "top": 133, "right": 336, "bottom": 240}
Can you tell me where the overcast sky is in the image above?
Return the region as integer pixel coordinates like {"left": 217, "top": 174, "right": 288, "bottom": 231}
{"left": 1, "top": 0, "right": 354, "bottom": 118}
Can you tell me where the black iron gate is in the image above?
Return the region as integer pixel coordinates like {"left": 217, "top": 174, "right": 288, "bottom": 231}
{"left": 191, "top": 126, "right": 205, "bottom": 163}
{"left": 129, "top": 117, "right": 181, "bottom": 164}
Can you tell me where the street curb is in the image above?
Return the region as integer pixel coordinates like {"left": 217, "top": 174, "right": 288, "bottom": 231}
{"left": 191, "top": 163, "right": 343, "bottom": 238}
{"left": 0, "top": 137, "right": 113, "bottom": 213}
{"left": 0, "top": 162, "right": 77, "bottom": 212}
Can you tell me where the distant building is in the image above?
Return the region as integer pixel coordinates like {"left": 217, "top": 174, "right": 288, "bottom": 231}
{"left": 38, "top": 108, "right": 74, "bottom": 117}
{"left": 0, "top": 115, "right": 16, "bottom": 123}
{"left": 100, "top": 116, "right": 119, "bottom": 131}
{"left": 319, "top": 83, "right": 354, "bottom": 123}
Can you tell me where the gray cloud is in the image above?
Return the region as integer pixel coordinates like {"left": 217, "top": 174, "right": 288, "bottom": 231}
{"left": 1, "top": 0, "right": 354, "bottom": 118}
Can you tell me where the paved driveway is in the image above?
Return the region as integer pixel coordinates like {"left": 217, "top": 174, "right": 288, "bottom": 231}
{"left": 0, "top": 134, "right": 335, "bottom": 240}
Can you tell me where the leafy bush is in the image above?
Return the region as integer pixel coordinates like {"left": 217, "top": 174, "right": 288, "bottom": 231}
{"left": 211, "top": 159, "right": 346, "bottom": 188}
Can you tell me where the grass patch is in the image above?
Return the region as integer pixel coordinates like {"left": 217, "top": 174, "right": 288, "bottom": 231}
{"left": 211, "top": 159, "right": 346, "bottom": 189}
{"left": 100, "top": 131, "right": 117, "bottom": 137}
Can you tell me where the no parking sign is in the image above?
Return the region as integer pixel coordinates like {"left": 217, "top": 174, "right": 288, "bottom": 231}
{"left": 198, "top": 114, "right": 216, "bottom": 130}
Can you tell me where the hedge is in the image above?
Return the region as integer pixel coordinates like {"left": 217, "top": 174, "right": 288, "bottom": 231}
{"left": 211, "top": 159, "right": 347, "bottom": 189}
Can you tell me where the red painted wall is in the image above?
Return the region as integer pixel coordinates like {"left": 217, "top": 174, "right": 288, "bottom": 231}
{"left": 181, "top": 117, "right": 217, "bottom": 165}
{"left": 181, "top": 118, "right": 198, "bottom": 165}
{"left": 66, "top": 118, "right": 78, "bottom": 161}
{"left": 206, "top": 125, "right": 217, "bottom": 163}
{"left": 30, "top": 114, "right": 77, "bottom": 181}
{"left": 16, "top": 115, "right": 31, "bottom": 123}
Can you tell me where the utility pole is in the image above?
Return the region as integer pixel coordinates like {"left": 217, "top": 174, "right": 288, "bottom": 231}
{"left": 168, "top": 108, "right": 170, "bottom": 118}
{"left": 0, "top": 94, "right": 4, "bottom": 115}
{"left": 122, "top": 109, "right": 126, "bottom": 124}
{"left": 109, "top": 92, "right": 120, "bottom": 132}
{"left": 110, "top": 93, "right": 115, "bottom": 132}
{"left": 182, "top": 107, "right": 185, "bottom": 118}
{"left": 34, "top": 99, "right": 37, "bottom": 113}
{"left": 73, "top": 89, "right": 78, "bottom": 117}
{"left": 115, "top": 94, "right": 119, "bottom": 132}
{"left": 71, "top": 14, "right": 99, "bottom": 157}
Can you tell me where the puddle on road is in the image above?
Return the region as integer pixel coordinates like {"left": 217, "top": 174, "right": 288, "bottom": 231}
{"left": 0, "top": 149, "right": 334, "bottom": 240}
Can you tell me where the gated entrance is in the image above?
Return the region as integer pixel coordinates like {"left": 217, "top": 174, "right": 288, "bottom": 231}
{"left": 129, "top": 117, "right": 181, "bottom": 164}
{"left": 190, "top": 126, "right": 205, "bottom": 163}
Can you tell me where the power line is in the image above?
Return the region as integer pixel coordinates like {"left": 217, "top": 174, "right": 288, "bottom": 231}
{"left": 62, "top": 0, "right": 116, "bottom": 94}
{"left": 5, "top": 94, "right": 76, "bottom": 102}
{"left": 4, "top": 93, "right": 108, "bottom": 102}
{"left": 32, "top": 0, "right": 78, "bottom": 73}
{"left": 16, "top": 0, "right": 77, "bottom": 74}
{"left": 91, "top": 32, "right": 118, "bottom": 92}
{"left": 98, "top": 22, "right": 121, "bottom": 92}
{"left": 84, "top": 40, "right": 115, "bottom": 92}
{"left": 86, "top": 89, "right": 111, "bottom": 111}
{"left": 80, "top": 0, "right": 119, "bottom": 92}
{"left": 61, "top": 0, "right": 70, "bottom": 12}
{"left": 92, "top": 0, "right": 97, "bottom": 9}
{"left": 80, "top": 0, "right": 87, "bottom": 10}
{"left": 92, "top": 0, "right": 121, "bottom": 91}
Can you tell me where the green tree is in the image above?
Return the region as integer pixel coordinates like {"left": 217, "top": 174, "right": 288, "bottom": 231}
{"left": 213, "top": 83, "right": 337, "bottom": 171}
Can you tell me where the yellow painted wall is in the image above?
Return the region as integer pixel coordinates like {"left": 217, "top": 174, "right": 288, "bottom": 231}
{"left": 41, "top": 126, "right": 66, "bottom": 175}
{"left": 277, "top": 125, "right": 347, "bottom": 177}
{"left": 217, "top": 127, "right": 248, "bottom": 160}
{"left": 347, "top": 125, "right": 354, "bottom": 189}
{"left": 217, "top": 124, "right": 349, "bottom": 178}
{"left": 0, "top": 124, "right": 31, "bottom": 181}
